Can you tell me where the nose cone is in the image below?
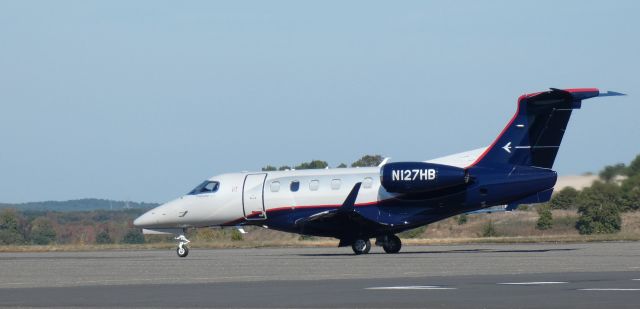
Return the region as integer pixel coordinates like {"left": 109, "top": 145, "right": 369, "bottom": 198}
{"left": 133, "top": 211, "right": 155, "bottom": 228}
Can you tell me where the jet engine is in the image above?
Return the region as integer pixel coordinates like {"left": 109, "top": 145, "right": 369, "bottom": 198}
{"left": 380, "top": 162, "right": 469, "bottom": 193}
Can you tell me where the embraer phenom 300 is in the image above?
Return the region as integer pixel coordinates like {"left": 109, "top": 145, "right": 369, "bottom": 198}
{"left": 134, "top": 88, "right": 623, "bottom": 257}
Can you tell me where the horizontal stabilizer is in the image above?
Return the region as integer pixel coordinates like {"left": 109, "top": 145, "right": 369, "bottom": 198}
{"left": 599, "top": 90, "right": 626, "bottom": 97}
{"left": 509, "top": 188, "right": 554, "bottom": 205}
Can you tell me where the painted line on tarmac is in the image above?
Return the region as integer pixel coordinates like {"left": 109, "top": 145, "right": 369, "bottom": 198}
{"left": 366, "top": 286, "right": 456, "bottom": 290}
{"left": 498, "top": 282, "right": 568, "bottom": 285}
{"left": 579, "top": 288, "right": 640, "bottom": 291}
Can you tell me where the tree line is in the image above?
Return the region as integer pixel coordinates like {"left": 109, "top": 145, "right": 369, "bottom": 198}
{"left": 0, "top": 198, "right": 158, "bottom": 212}
{"left": 261, "top": 155, "right": 384, "bottom": 171}
{"left": 0, "top": 209, "right": 146, "bottom": 245}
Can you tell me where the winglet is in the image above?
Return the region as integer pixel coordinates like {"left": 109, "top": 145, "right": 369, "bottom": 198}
{"left": 338, "top": 182, "right": 362, "bottom": 212}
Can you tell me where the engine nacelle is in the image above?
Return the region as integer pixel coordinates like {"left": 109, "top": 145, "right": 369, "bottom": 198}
{"left": 380, "top": 162, "right": 468, "bottom": 193}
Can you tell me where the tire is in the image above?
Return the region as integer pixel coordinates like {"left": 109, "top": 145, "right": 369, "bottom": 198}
{"left": 382, "top": 235, "right": 402, "bottom": 254}
{"left": 177, "top": 246, "right": 189, "bottom": 258}
{"left": 351, "top": 239, "right": 371, "bottom": 255}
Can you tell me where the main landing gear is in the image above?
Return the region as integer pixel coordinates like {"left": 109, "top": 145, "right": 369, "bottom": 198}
{"left": 351, "top": 239, "right": 372, "bottom": 255}
{"left": 175, "top": 234, "right": 190, "bottom": 258}
{"left": 380, "top": 234, "right": 402, "bottom": 254}
{"left": 350, "top": 234, "right": 402, "bottom": 255}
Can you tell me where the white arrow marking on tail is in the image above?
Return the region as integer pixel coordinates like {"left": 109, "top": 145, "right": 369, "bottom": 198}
{"left": 502, "top": 142, "right": 512, "bottom": 153}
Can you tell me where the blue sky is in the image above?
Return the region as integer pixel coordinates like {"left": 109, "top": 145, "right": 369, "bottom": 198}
{"left": 0, "top": 1, "right": 637, "bottom": 203}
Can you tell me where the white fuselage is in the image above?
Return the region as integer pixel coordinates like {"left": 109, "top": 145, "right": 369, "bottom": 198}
{"left": 133, "top": 148, "right": 485, "bottom": 230}
{"left": 135, "top": 167, "right": 386, "bottom": 228}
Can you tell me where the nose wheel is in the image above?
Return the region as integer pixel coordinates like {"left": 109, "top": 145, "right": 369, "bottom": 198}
{"left": 175, "top": 235, "right": 190, "bottom": 258}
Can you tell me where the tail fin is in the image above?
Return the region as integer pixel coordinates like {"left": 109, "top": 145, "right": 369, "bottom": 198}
{"left": 469, "top": 88, "right": 624, "bottom": 169}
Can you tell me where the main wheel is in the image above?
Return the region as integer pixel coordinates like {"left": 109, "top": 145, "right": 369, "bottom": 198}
{"left": 351, "top": 239, "right": 371, "bottom": 255}
{"left": 177, "top": 245, "right": 189, "bottom": 258}
{"left": 382, "top": 235, "right": 402, "bottom": 254}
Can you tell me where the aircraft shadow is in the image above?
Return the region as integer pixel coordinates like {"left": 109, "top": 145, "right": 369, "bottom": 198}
{"left": 296, "top": 248, "right": 579, "bottom": 257}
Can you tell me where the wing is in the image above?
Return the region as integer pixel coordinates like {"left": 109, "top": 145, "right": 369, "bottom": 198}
{"left": 294, "top": 183, "right": 389, "bottom": 241}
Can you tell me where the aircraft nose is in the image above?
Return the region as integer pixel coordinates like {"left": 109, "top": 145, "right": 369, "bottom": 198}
{"left": 133, "top": 211, "right": 156, "bottom": 228}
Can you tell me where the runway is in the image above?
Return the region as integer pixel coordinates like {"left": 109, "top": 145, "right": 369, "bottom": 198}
{"left": 1, "top": 242, "right": 640, "bottom": 307}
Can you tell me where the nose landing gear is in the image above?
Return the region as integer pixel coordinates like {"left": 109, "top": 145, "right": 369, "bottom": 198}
{"left": 175, "top": 235, "right": 190, "bottom": 258}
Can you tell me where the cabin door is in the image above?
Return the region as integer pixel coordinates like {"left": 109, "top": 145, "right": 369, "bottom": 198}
{"left": 242, "top": 173, "right": 267, "bottom": 220}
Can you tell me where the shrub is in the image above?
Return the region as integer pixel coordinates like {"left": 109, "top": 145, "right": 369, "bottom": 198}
{"left": 599, "top": 163, "right": 627, "bottom": 183}
{"left": 627, "top": 154, "right": 640, "bottom": 177}
{"left": 481, "top": 221, "right": 498, "bottom": 237}
{"left": 536, "top": 205, "right": 553, "bottom": 230}
{"left": 230, "top": 229, "right": 244, "bottom": 241}
{"left": 550, "top": 187, "right": 579, "bottom": 210}
{"left": 457, "top": 214, "right": 468, "bottom": 225}
{"left": 575, "top": 181, "right": 623, "bottom": 234}
{"left": 621, "top": 175, "right": 640, "bottom": 211}
{"left": 0, "top": 209, "right": 24, "bottom": 245}
{"left": 30, "top": 218, "right": 56, "bottom": 245}
{"left": 576, "top": 201, "right": 621, "bottom": 235}
{"left": 121, "top": 229, "right": 145, "bottom": 244}
{"left": 96, "top": 230, "right": 113, "bottom": 244}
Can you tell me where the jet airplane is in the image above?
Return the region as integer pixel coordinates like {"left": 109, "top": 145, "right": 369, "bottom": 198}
{"left": 134, "top": 88, "right": 623, "bottom": 257}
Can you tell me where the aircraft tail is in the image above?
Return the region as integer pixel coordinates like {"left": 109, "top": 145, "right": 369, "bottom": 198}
{"left": 469, "top": 88, "right": 624, "bottom": 169}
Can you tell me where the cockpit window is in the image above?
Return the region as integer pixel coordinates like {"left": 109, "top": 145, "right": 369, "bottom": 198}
{"left": 188, "top": 181, "right": 220, "bottom": 195}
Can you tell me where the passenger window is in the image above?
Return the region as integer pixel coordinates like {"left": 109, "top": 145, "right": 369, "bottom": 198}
{"left": 290, "top": 180, "right": 300, "bottom": 192}
{"left": 270, "top": 181, "right": 280, "bottom": 192}
{"left": 309, "top": 180, "right": 319, "bottom": 191}
{"left": 331, "top": 179, "right": 341, "bottom": 190}
{"left": 363, "top": 177, "right": 373, "bottom": 189}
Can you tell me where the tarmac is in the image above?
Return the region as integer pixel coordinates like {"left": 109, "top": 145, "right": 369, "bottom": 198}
{"left": 1, "top": 242, "right": 640, "bottom": 307}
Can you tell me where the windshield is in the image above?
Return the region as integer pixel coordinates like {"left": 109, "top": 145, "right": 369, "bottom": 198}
{"left": 188, "top": 181, "right": 220, "bottom": 195}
